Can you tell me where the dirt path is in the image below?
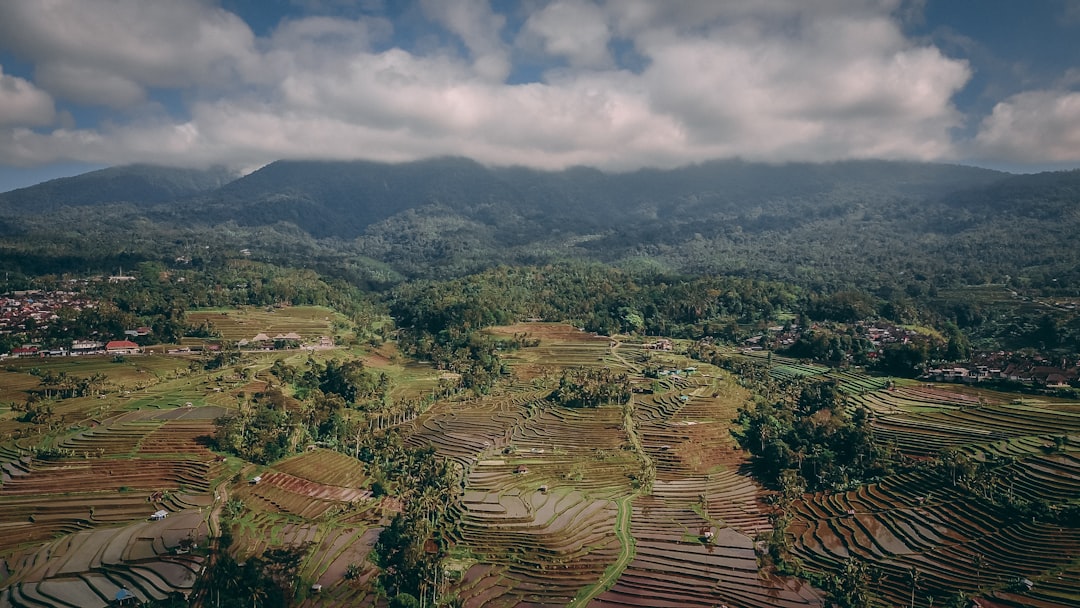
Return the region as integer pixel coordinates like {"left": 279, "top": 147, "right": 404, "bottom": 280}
{"left": 207, "top": 478, "right": 229, "bottom": 539}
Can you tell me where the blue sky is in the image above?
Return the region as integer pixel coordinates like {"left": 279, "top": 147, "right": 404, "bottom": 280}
{"left": 1, "top": 0, "right": 1078, "bottom": 192}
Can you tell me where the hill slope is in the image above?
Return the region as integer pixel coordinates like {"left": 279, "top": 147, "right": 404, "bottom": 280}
{"left": 3, "top": 157, "right": 1079, "bottom": 290}
{"left": 0, "top": 164, "right": 236, "bottom": 214}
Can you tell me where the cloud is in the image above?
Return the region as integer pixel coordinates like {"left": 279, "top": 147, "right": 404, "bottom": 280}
{"left": 974, "top": 90, "right": 1080, "bottom": 163}
{"left": 0, "top": 0, "right": 997, "bottom": 171}
{"left": 34, "top": 63, "right": 146, "bottom": 108}
{"left": 519, "top": 0, "right": 613, "bottom": 69}
{"left": 420, "top": 0, "right": 510, "bottom": 81}
{"left": 0, "top": 66, "right": 56, "bottom": 127}
{"left": 0, "top": 0, "right": 258, "bottom": 106}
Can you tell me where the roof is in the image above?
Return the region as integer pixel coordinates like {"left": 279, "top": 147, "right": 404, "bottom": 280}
{"left": 116, "top": 588, "right": 135, "bottom": 600}
{"left": 106, "top": 340, "right": 139, "bottom": 349}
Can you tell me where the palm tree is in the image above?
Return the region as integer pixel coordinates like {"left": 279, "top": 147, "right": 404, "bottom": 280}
{"left": 909, "top": 566, "right": 921, "bottom": 608}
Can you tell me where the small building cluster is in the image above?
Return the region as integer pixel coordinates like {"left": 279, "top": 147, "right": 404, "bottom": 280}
{"left": 237, "top": 332, "right": 303, "bottom": 349}
{"left": 1, "top": 290, "right": 97, "bottom": 335}
{"left": 925, "top": 353, "right": 1080, "bottom": 388}
{"left": 235, "top": 333, "right": 334, "bottom": 351}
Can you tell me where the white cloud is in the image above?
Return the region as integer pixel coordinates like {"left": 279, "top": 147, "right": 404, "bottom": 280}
{"left": 35, "top": 63, "right": 145, "bottom": 108}
{"left": 0, "top": 66, "right": 56, "bottom": 127}
{"left": 975, "top": 90, "right": 1080, "bottom": 163}
{"left": 630, "top": 6, "right": 970, "bottom": 161}
{"left": 420, "top": 0, "right": 510, "bottom": 81}
{"left": 0, "top": 0, "right": 258, "bottom": 106}
{"left": 0, "top": 0, "right": 1003, "bottom": 171}
{"left": 520, "top": 0, "right": 613, "bottom": 69}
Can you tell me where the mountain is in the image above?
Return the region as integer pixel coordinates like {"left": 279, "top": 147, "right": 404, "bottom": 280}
{"left": 0, "top": 164, "right": 236, "bottom": 214}
{"left": 187, "top": 157, "right": 521, "bottom": 238}
{"left": 3, "top": 156, "right": 1079, "bottom": 290}
{"left": 161, "top": 157, "right": 1006, "bottom": 239}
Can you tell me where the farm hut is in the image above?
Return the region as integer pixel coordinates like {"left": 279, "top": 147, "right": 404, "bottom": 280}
{"left": 311, "top": 583, "right": 323, "bottom": 593}
{"left": 250, "top": 475, "right": 262, "bottom": 484}
{"left": 515, "top": 465, "right": 528, "bottom": 474}
{"left": 150, "top": 510, "right": 168, "bottom": 521}
{"left": 115, "top": 587, "right": 136, "bottom": 605}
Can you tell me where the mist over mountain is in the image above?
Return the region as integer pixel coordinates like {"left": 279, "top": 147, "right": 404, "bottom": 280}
{"left": 0, "top": 164, "right": 235, "bottom": 214}
{"left": 0, "top": 157, "right": 1077, "bottom": 291}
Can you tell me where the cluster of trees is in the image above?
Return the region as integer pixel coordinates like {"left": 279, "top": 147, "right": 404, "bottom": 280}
{"left": 213, "top": 390, "right": 299, "bottom": 463}
{"left": 733, "top": 380, "right": 898, "bottom": 491}
{"left": 271, "top": 358, "right": 392, "bottom": 407}
{"left": 390, "top": 263, "right": 798, "bottom": 339}
{"left": 781, "top": 326, "right": 942, "bottom": 376}
{"left": 200, "top": 502, "right": 310, "bottom": 608}
{"left": 550, "top": 366, "right": 632, "bottom": 408}
{"left": 28, "top": 369, "right": 108, "bottom": 400}
{"left": 370, "top": 444, "right": 459, "bottom": 606}
{"left": 200, "top": 546, "right": 308, "bottom": 608}
{"left": 931, "top": 446, "right": 1080, "bottom": 526}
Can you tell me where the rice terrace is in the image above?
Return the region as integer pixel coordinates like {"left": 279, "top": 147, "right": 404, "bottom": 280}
{"left": 0, "top": 303, "right": 1077, "bottom": 607}
{"left": 4, "top": 2, "right": 1080, "bottom": 605}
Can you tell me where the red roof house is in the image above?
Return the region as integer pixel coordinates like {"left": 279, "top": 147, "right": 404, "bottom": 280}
{"left": 106, "top": 340, "right": 140, "bottom": 354}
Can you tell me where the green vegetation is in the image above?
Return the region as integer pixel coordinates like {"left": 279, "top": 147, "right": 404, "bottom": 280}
{"left": 733, "top": 378, "right": 898, "bottom": 491}
{"left": 2, "top": 159, "right": 1080, "bottom": 607}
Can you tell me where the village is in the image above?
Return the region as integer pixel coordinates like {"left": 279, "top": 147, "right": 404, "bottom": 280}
{"left": 924, "top": 352, "right": 1080, "bottom": 388}
{"left": 747, "top": 320, "right": 1080, "bottom": 391}
{"left": 0, "top": 289, "right": 335, "bottom": 360}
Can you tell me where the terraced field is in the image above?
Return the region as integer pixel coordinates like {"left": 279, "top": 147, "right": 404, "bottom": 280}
{"left": 704, "top": 347, "right": 1080, "bottom": 606}
{"left": 596, "top": 347, "right": 821, "bottom": 608}
{"left": 225, "top": 448, "right": 391, "bottom": 608}
{"left": 0, "top": 510, "right": 208, "bottom": 607}
{"left": 185, "top": 305, "right": 342, "bottom": 342}
{"left": 781, "top": 372, "right": 1080, "bottom": 604}
{"left": 401, "top": 327, "right": 821, "bottom": 607}
{"left": 6, "top": 321, "right": 1076, "bottom": 606}
{"left": 0, "top": 399, "right": 229, "bottom": 608}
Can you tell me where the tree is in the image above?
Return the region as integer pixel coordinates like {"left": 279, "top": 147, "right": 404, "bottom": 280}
{"left": 909, "top": 566, "right": 921, "bottom": 608}
{"left": 389, "top": 593, "right": 421, "bottom": 608}
{"left": 825, "top": 557, "right": 876, "bottom": 608}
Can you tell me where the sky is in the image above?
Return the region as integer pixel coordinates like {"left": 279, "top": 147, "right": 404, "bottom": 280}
{"left": 0, "top": 0, "right": 1079, "bottom": 192}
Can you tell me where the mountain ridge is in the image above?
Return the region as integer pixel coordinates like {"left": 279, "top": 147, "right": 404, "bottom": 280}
{"left": 0, "top": 157, "right": 1076, "bottom": 289}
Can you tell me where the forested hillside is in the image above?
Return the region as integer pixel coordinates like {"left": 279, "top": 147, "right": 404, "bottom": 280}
{"left": 0, "top": 159, "right": 1077, "bottom": 297}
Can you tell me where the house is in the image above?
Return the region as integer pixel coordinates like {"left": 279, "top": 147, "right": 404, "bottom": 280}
{"left": 105, "top": 340, "right": 140, "bottom": 355}
{"left": 250, "top": 333, "right": 274, "bottom": 349}
{"left": 71, "top": 340, "right": 104, "bottom": 354}
{"left": 250, "top": 475, "right": 262, "bottom": 484}
{"left": 11, "top": 346, "right": 38, "bottom": 358}
{"left": 150, "top": 510, "right": 169, "bottom": 521}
